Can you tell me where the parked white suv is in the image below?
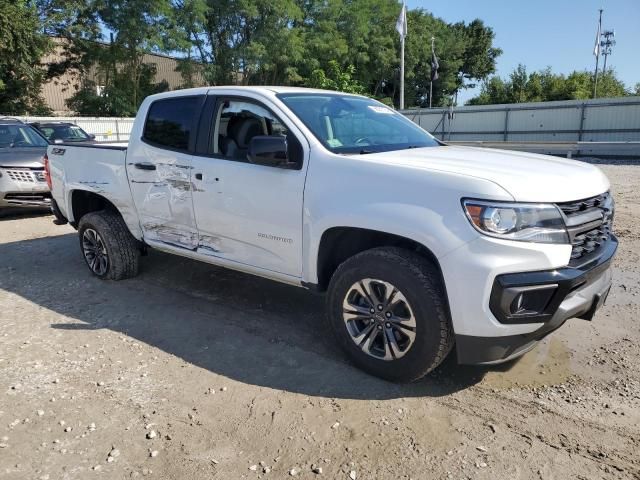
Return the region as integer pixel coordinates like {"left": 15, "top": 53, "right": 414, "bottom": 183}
{"left": 45, "top": 87, "right": 617, "bottom": 381}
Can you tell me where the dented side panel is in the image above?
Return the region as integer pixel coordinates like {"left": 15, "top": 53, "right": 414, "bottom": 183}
{"left": 47, "top": 144, "right": 144, "bottom": 240}
{"left": 126, "top": 142, "right": 199, "bottom": 249}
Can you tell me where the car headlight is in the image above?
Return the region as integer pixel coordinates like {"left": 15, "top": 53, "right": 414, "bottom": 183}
{"left": 462, "top": 199, "right": 569, "bottom": 244}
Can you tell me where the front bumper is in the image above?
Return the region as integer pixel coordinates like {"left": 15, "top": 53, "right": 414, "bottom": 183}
{"left": 455, "top": 235, "right": 617, "bottom": 364}
{"left": 0, "top": 191, "right": 51, "bottom": 208}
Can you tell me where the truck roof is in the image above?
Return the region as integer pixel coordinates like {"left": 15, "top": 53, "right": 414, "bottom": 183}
{"left": 145, "top": 86, "right": 364, "bottom": 102}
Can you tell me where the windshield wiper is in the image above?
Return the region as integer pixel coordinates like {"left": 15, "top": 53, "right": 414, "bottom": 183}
{"left": 359, "top": 148, "right": 375, "bottom": 154}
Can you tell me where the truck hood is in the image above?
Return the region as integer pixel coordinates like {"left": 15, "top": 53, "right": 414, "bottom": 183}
{"left": 364, "top": 145, "right": 610, "bottom": 202}
{"left": 0, "top": 147, "right": 47, "bottom": 169}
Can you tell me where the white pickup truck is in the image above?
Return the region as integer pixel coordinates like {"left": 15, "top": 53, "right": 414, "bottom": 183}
{"left": 46, "top": 86, "right": 617, "bottom": 382}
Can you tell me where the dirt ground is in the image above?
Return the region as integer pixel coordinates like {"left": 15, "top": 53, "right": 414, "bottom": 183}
{"left": 1, "top": 163, "right": 639, "bottom": 480}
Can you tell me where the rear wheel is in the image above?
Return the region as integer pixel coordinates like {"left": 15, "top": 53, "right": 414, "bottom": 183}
{"left": 78, "top": 210, "right": 140, "bottom": 280}
{"left": 326, "top": 247, "right": 453, "bottom": 382}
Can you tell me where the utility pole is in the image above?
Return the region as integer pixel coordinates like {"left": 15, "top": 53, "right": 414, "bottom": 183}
{"left": 593, "top": 9, "right": 603, "bottom": 99}
{"left": 601, "top": 30, "right": 616, "bottom": 74}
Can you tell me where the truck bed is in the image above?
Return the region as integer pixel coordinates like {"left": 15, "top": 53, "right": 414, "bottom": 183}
{"left": 47, "top": 142, "right": 139, "bottom": 236}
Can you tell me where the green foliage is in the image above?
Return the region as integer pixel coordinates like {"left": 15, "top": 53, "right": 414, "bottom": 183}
{"left": 308, "top": 61, "right": 365, "bottom": 94}
{"left": 173, "top": 0, "right": 501, "bottom": 108}
{"left": 16, "top": 0, "right": 640, "bottom": 115}
{"left": 29, "top": 0, "right": 503, "bottom": 114}
{"left": 469, "top": 64, "right": 631, "bottom": 105}
{"left": 91, "top": 0, "right": 174, "bottom": 109}
{"left": 0, "top": 0, "right": 52, "bottom": 114}
{"left": 67, "top": 66, "right": 169, "bottom": 116}
{"left": 37, "top": 0, "right": 175, "bottom": 116}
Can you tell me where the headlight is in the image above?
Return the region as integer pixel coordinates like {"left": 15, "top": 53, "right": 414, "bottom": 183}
{"left": 462, "top": 199, "right": 569, "bottom": 244}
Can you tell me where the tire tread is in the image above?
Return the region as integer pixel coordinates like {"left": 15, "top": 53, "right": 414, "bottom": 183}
{"left": 327, "top": 246, "right": 454, "bottom": 382}
{"left": 78, "top": 210, "right": 139, "bottom": 280}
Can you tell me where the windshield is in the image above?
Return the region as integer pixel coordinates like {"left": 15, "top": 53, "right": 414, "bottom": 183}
{"left": 277, "top": 93, "right": 440, "bottom": 154}
{"left": 39, "top": 124, "right": 90, "bottom": 142}
{"left": 0, "top": 125, "right": 49, "bottom": 148}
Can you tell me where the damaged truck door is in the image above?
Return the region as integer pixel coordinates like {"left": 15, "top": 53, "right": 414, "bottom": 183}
{"left": 126, "top": 95, "right": 205, "bottom": 249}
{"left": 189, "top": 94, "right": 308, "bottom": 277}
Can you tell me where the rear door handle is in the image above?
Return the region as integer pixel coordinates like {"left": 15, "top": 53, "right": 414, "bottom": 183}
{"left": 134, "top": 162, "right": 156, "bottom": 171}
{"left": 195, "top": 173, "right": 203, "bottom": 180}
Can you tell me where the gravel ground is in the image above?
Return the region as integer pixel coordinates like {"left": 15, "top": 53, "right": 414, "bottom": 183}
{"left": 1, "top": 163, "right": 639, "bottom": 480}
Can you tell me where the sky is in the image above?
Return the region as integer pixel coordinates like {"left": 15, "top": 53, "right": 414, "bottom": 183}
{"left": 406, "top": 0, "right": 640, "bottom": 103}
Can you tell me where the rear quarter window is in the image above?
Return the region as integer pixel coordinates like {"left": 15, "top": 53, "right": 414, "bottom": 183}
{"left": 143, "top": 96, "right": 202, "bottom": 152}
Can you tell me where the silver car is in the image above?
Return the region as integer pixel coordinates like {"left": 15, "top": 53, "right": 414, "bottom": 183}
{"left": 0, "top": 118, "right": 50, "bottom": 211}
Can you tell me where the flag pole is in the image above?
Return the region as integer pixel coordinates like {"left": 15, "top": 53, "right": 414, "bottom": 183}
{"left": 396, "top": 1, "right": 406, "bottom": 110}
{"left": 593, "top": 8, "right": 603, "bottom": 99}
{"left": 400, "top": 32, "right": 405, "bottom": 110}
{"left": 429, "top": 36, "right": 434, "bottom": 108}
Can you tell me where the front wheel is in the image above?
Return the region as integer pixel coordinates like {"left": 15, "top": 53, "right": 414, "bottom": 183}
{"left": 78, "top": 210, "right": 140, "bottom": 280}
{"left": 326, "top": 247, "right": 454, "bottom": 382}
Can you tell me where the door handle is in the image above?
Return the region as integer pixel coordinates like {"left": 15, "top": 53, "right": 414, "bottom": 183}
{"left": 134, "top": 162, "right": 156, "bottom": 171}
{"left": 195, "top": 173, "right": 203, "bottom": 180}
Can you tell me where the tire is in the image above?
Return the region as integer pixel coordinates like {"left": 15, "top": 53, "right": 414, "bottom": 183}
{"left": 78, "top": 210, "right": 140, "bottom": 280}
{"left": 326, "top": 247, "right": 454, "bottom": 382}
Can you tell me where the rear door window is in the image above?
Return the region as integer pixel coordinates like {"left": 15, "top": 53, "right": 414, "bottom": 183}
{"left": 143, "top": 96, "right": 202, "bottom": 152}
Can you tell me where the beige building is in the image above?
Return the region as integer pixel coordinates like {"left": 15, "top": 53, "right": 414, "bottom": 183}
{"left": 41, "top": 39, "right": 206, "bottom": 115}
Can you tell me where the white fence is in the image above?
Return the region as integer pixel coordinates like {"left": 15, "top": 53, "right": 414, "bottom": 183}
{"left": 12, "top": 115, "right": 135, "bottom": 142}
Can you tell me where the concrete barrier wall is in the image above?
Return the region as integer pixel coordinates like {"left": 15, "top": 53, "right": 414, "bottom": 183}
{"left": 401, "top": 96, "right": 640, "bottom": 143}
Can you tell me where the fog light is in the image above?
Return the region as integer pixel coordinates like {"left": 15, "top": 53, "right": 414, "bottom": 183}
{"left": 507, "top": 284, "right": 558, "bottom": 316}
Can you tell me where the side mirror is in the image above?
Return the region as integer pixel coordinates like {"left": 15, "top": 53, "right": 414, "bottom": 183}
{"left": 89, "top": 134, "right": 96, "bottom": 140}
{"left": 248, "top": 136, "right": 294, "bottom": 168}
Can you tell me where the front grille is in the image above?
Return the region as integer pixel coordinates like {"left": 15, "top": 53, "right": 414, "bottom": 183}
{"left": 3, "top": 168, "right": 46, "bottom": 183}
{"left": 5, "top": 169, "right": 35, "bottom": 183}
{"left": 557, "top": 192, "right": 614, "bottom": 265}
{"left": 569, "top": 219, "right": 611, "bottom": 260}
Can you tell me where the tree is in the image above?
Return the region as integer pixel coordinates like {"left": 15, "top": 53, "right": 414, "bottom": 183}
{"left": 171, "top": 0, "right": 305, "bottom": 86}
{"left": 54, "top": 0, "right": 176, "bottom": 116}
{"left": 30, "top": 0, "right": 502, "bottom": 114}
{"left": 173, "top": 0, "right": 501, "bottom": 108}
{"left": 93, "top": 0, "right": 174, "bottom": 110}
{"left": 469, "top": 65, "right": 632, "bottom": 105}
{"left": 308, "top": 61, "right": 365, "bottom": 94}
{"left": 0, "top": 0, "right": 52, "bottom": 114}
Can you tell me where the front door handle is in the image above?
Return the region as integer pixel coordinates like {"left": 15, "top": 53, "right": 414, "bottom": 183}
{"left": 195, "top": 173, "right": 203, "bottom": 180}
{"left": 134, "top": 162, "right": 156, "bottom": 171}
